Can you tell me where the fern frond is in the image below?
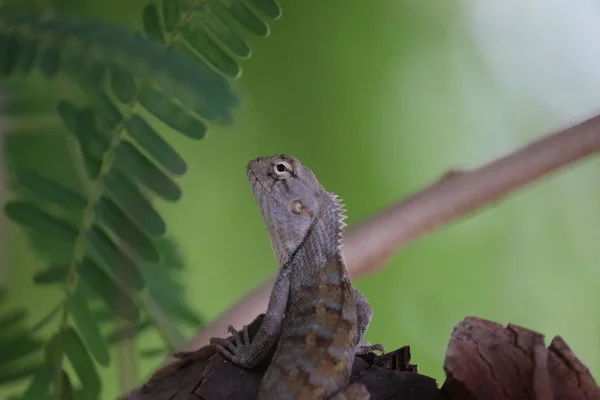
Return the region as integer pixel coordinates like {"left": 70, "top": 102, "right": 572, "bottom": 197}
{"left": 1, "top": 1, "right": 281, "bottom": 394}
{"left": 0, "top": 11, "right": 237, "bottom": 123}
{"left": 142, "top": 0, "right": 282, "bottom": 78}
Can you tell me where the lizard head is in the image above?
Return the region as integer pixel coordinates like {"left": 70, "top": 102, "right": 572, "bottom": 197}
{"left": 247, "top": 154, "right": 344, "bottom": 266}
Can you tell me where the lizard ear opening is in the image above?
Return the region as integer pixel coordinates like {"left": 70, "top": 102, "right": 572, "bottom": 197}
{"left": 288, "top": 200, "right": 305, "bottom": 215}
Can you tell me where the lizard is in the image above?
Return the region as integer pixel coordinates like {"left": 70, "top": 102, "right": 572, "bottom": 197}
{"left": 210, "top": 154, "right": 384, "bottom": 399}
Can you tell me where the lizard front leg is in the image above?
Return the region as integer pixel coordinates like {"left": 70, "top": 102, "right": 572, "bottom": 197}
{"left": 353, "top": 287, "right": 385, "bottom": 355}
{"left": 210, "top": 274, "right": 290, "bottom": 369}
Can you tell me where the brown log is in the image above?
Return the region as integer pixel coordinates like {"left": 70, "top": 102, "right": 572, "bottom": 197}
{"left": 124, "top": 315, "right": 599, "bottom": 400}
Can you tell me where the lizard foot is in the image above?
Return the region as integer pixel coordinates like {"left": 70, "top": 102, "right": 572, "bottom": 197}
{"left": 210, "top": 325, "right": 258, "bottom": 368}
{"left": 356, "top": 342, "right": 385, "bottom": 356}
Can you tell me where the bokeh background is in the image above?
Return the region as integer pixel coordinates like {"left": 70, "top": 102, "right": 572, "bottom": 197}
{"left": 2, "top": 0, "right": 600, "bottom": 398}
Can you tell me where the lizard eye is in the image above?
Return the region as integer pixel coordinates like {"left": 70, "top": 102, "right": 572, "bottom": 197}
{"left": 273, "top": 160, "right": 293, "bottom": 178}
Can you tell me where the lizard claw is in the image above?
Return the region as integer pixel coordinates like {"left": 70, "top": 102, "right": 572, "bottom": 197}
{"left": 210, "top": 324, "right": 257, "bottom": 367}
{"left": 226, "top": 324, "right": 251, "bottom": 347}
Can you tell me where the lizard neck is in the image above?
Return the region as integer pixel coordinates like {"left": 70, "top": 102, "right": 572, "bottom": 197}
{"left": 283, "top": 192, "right": 347, "bottom": 274}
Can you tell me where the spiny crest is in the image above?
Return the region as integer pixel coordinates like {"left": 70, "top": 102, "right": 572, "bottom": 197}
{"left": 327, "top": 191, "right": 347, "bottom": 249}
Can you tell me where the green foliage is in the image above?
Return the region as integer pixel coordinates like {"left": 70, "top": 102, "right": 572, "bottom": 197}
{"left": 0, "top": 0, "right": 281, "bottom": 397}
{"left": 0, "top": 289, "right": 46, "bottom": 389}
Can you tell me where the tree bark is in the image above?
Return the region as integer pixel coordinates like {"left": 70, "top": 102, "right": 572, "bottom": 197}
{"left": 125, "top": 315, "right": 600, "bottom": 400}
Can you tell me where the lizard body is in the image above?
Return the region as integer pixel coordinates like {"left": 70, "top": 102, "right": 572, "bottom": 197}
{"left": 210, "top": 155, "right": 382, "bottom": 399}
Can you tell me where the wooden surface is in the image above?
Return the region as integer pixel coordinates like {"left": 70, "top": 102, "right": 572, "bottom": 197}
{"left": 123, "top": 315, "right": 600, "bottom": 400}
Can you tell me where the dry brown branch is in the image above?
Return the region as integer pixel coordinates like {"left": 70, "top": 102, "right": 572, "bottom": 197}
{"left": 168, "top": 111, "right": 600, "bottom": 365}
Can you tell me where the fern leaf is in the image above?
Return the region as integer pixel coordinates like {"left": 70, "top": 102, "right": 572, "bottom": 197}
{"left": 69, "top": 289, "right": 110, "bottom": 366}
{"left": 59, "top": 326, "right": 101, "bottom": 396}
{"left": 77, "top": 258, "right": 139, "bottom": 322}
{"left": 86, "top": 226, "right": 145, "bottom": 291}
{"left": 0, "top": 309, "right": 26, "bottom": 332}
{"left": 218, "top": 0, "right": 269, "bottom": 36}
{"left": 105, "top": 319, "right": 153, "bottom": 344}
{"left": 33, "top": 267, "right": 67, "bottom": 285}
{"left": 22, "top": 363, "right": 55, "bottom": 400}
{"left": 0, "top": 362, "right": 43, "bottom": 386}
{"left": 108, "top": 65, "right": 137, "bottom": 103}
{"left": 0, "top": 335, "right": 44, "bottom": 364}
{"left": 4, "top": 201, "right": 78, "bottom": 242}
{"left": 247, "top": 0, "right": 282, "bottom": 19}
{"left": 115, "top": 140, "right": 182, "bottom": 201}
{"left": 137, "top": 85, "right": 208, "bottom": 139}
{"left": 191, "top": 4, "right": 252, "bottom": 58}
{"left": 123, "top": 114, "right": 187, "bottom": 176}
{"left": 12, "top": 170, "right": 87, "bottom": 212}
{"left": 149, "top": 287, "right": 203, "bottom": 327}
{"left": 151, "top": 0, "right": 282, "bottom": 77}
{"left": 95, "top": 198, "right": 160, "bottom": 263}
{"left": 142, "top": 3, "right": 165, "bottom": 44}
{"left": 178, "top": 24, "right": 240, "bottom": 78}
{"left": 0, "top": 11, "right": 238, "bottom": 121}
{"left": 105, "top": 171, "right": 166, "bottom": 236}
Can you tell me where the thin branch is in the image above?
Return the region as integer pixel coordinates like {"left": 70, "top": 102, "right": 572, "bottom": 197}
{"left": 166, "top": 111, "right": 600, "bottom": 364}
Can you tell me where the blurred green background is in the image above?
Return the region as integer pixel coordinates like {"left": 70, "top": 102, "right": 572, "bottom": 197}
{"left": 3, "top": 0, "right": 600, "bottom": 398}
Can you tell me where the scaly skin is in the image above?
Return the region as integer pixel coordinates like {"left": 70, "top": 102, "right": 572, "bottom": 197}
{"left": 210, "top": 155, "right": 383, "bottom": 399}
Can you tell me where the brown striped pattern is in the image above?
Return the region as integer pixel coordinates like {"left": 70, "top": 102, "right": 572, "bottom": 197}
{"left": 258, "top": 259, "right": 359, "bottom": 399}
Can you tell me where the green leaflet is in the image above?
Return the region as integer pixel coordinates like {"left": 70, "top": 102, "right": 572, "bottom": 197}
{"left": 69, "top": 287, "right": 110, "bottom": 366}
{"left": 0, "top": 12, "right": 237, "bottom": 121}
{"left": 0, "top": 32, "right": 18, "bottom": 76}
{"left": 0, "top": 362, "right": 42, "bottom": 386}
{"left": 137, "top": 84, "right": 208, "bottom": 140}
{"left": 105, "top": 170, "right": 167, "bottom": 237}
{"left": 22, "top": 363, "right": 56, "bottom": 400}
{"left": 115, "top": 140, "right": 182, "bottom": 202}
{"left": 124, "top": 114, "right": 188, "bottom": 176}
{"left": 149, "top": 288, "right": 203, "bottom": 327}
{"left": 156, "top": 0, "right": 285, "bottom": 78}
{"left": 4, "top": 202, "right": 78, "bottom": 243}
{"left": 161, "top": 0, "right": 180, "bottom": 33}
{"left": 90, "top": 90, "right": 122, "bottom": 132}
{"left": 143, "top": 3, "right": 165, "bottom": 44}
{"left": 109, "top": 65, "right": 138, "bottom": 103}
{"left": 177, "top": 24, "right": 240, "bottom": 78}
{"left": 247, "top": 0, "right": 282, "bottom": 19}
{"left": 0, "top": 309, "right": 26, "bottom": 332}
{"left": 33, "top": 266, "right": 68, "bottom": 285}
{"left": 40, "top": 46, "right": 60, "bottom": 77}
{"left": 0, "top": 334, "right": 44, "bottom": 364}
{"left": 95, "top": 197, "right": 160, "bottom": 263}
{"left": 60, "top": 98, "right": 184, "bottom": 201}
{"left": 152, "top": 236, "right": 185, "bottom": 270}
{"left": 194, "top": 3, "right": 251, "bottom": 59}
{"left": 86, "top": 225, "right": 145, "bottom": 291}
{"left": 59, "top": 326, "right": 100, "bottom": 396}
{"left": 105, "top": 319, "right": 153, "bottom": 344}
{"left": 12, "top": 170, "right": 87, "bottom": 212}
{"left": 31, "top": 304, "right": 62, "bottom": 333}
{"left": 78, "top": 257, "right": 140, "bottom": 322}
{"left": 218, "top": 0, "right": 269, "bottom": 37}
{"left": 13, "top": 34, "right": 37, "bottom": 72}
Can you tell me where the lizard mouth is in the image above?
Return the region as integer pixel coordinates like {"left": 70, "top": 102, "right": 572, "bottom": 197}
{"left": 247, "top": 168, "right": 277, "bottom": 200}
